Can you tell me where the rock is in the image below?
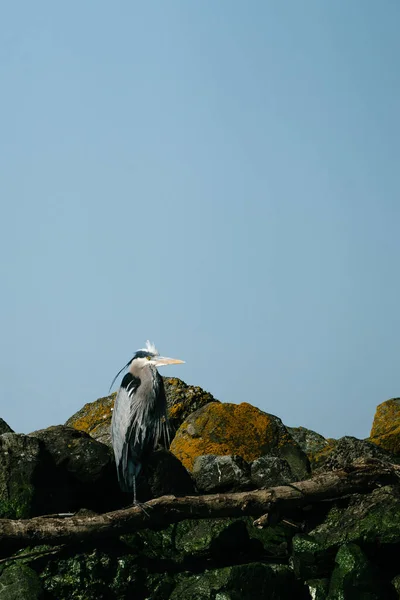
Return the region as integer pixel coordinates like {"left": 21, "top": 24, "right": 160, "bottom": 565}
{"left": 250, "top": 456, "right": 294, "bottom": 488}
{"left": 138, "top": 449, "right": 195, "bottom": 500}
{"left": 327, "top": 543, "right": 389, "bottom": 599}
{"left": 29, "top": 425, "right": 122, "bottom": 512}
{"left": 0, "top": 564, "right": 42, "bottom": 600}
{"left": 370, "top": 398, "right": 400, "bottom": 455}
{"left": 287, "top": 426, "right": 337, "bottom": 470}
{"left": 164, "top": 377, "right": 219, "bottom": 433}
{"left": 192, "top": 455, "right": 251, "bottom": 493}
{"left": 40, "top": 548, "right": 145, "bottom": 600}
{"left": 65, "top": 393, "right": 116, "bottom": 446}
{"left": 306, "top": 579, "right": 330, "bottom": 600}
{"left": 124, "top": 515, "right": 297, "bottom": 565}
{"left": 319, "top": 436, "right": 397, "bottom": 471}
{"left": 0, "top": 418, "right": 13, "bottom": 435}
{"left": 0, "top": 433, "right": 56, "bottom": 518}
{"left": 292, "top": 484, "right": 400, "bottom": 581}
{"left": 392, "top": 574, "right": 400, "bottom": 597}
{"left": 170, "top": 402, "right": 310, "bottom": 481}
{"left": 169, "top": 563, "right": 308, "bottom": 600}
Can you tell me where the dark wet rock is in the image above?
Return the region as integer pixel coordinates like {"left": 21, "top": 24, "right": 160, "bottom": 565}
{"left": 40, "top": 548, "right": 145, "bottom": 600}
{"left": 170, "top": 402, "right": 310, "bottom": 481}
{"left": 250, "top": 455, "right": 294, "bottom": 488}
{"left": 0, "top": 433, "right": 57, "bottom": 518}
{"left": 0, "top": 418, "right": 13, "bottom": 435}
{"left": 138, "top": 449, "right": 195, "bottom": 500}
{"left": 287, "top": 426, "right": 338, "bottom": 470}
{"left": 192, "top": 455, "right": 251, "bottom": 493}
{"left": 319, "top": 436, "right": 397, "bottom": 471}
{"left": 0, "top": 563, "right": 42, "bottom": 600}
{"left": 169, "top": 562, "right": 308, "bottom": 600}
{"left": 327, "top": 543, "right": 391, "bottom": 599}
{"left": 287, "top": 426, "right": 329, "bottom": 456}
{"left": 29, "top": 425, "right": 122, "bottom": 512}
{"left": 292, "top": 484, "right": 400, "bottom": 581}
{"left": 306, "top": 578, "right": 330, "bottom": 600}
{"left": 392, "top": 574, "right": 400, "bottom": 597}
{"left": 65, "top": 392, "right": 116, "bottom": 446}
{"left": 370, "top": 398, "right": 400, "bottom": 456}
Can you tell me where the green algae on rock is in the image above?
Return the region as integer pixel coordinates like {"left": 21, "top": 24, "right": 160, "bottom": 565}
{"left": 169, "top": 562, "right": 307, "bottom": 600}
{"left": 327, "top": 543, "right": 389, "bottom": 599}
{"left": 0, "top": 564, "right": 42, "bottom": 600}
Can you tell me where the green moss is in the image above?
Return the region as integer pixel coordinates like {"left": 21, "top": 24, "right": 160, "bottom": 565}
{"left": 0, "top": 564, "right": 42, "bottom": 600}
{"left": 0, "top": 483, "right": 35, "bottom": 519}
{"left": 327, "top": 543, "right": 386, "bottom": 599}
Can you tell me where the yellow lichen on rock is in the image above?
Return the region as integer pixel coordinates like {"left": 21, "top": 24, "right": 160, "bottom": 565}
{"left": 65, "top": 394, "right": 116, "bottom": 446}
{"left": 370, "top": 398, "right": 400, "bottom": 454}
{"left": 170, "top": 402, "right": 308, "bottom": 475}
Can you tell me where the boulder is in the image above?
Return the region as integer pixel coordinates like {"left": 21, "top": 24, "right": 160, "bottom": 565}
{"left": 292, "top": 484, "right": 400, "bottom": 580}
{"left": 327, "top": 543, "right": 389, "bottom": 599}
{"left": 287, "top": 426, "right": 337, "bottom": 470}
{"left": 138, "top": 449, "right": 195, "bottom": 500}
{"left": 29, "top": 425, "right": 122, "bottom": 512}
{"left": 250, "top": 456, "right": 294, "bottom": 488}
{"left": 164, "top": 377, "right": 219, "bottom": 433}
{"left": 169, "top": 563, "right": 308, "bottom": 600}
{"left": 65, "top": 393, "right": 116, "bottom": 446}
{"left": 170, "top": 402, "right": 310, "bottom": 480}
{"left": 0, "top": 564, "right": 42, "bottom": 600}
{"left": 41, "top": 548, "right": 145, "bottom": 600}
{"left": 319, "top": 436, "right": 397, "bottom": 472}
{"left": 370, "top": 398, "right": 400, "bottom": 455}
{"left": 0, "top": 433, "right": 56, "bottom": 518}
{"left": 192, "top": 455, "right": 251, "bottom": 493}
{"left": 0, "top": 418, "right": 13, "bottom": 435}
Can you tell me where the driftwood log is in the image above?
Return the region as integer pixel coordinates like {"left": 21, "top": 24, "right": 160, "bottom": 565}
{"left": 0, "top": 459, "right": 398, "bottom": 552}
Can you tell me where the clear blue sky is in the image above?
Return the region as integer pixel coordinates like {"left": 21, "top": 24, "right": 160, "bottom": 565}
{"left": 1, "top": 1, "right": 399, "bottom": 440}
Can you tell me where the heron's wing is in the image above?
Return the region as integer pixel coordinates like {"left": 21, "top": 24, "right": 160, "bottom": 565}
{"left": 111, "top": 375, "right": 142, "bottom": 491}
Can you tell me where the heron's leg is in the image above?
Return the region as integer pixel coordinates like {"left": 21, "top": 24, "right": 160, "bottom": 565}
{"left": 131, "top": 476, "right": 150, "bottom": 517}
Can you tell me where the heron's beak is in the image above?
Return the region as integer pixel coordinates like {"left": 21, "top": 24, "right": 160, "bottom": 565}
{"left": 154, "top": 356, "right": 185, "bottom": 367}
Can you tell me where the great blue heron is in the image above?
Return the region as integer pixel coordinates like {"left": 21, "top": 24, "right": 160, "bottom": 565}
{"left": 110, "top": 341, "right": 184, "bottom": 504}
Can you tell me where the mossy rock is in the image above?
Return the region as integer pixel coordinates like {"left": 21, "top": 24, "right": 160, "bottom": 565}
{"left": 327, "top": 543, "right": 391, "bottom": 599}
{"left": 123, "top": 516, "right": 296, "bottom": 564}
{"left": 293, "top": 485, "right": 400, "bottom": 580}
{"left": 0, "top": 564, "right": 42, "bottom": 600}
{"left": 0, "top": 434, "right": 56, "bottom": 519}
{"left": 370, "top": 398, "right": 400, "bottom": 455}
{"left": 40, "top": 548, "right": 145, "bottom": 600}
{"left": 169, "top": 562, "right": 307, "bottom": 600}
{"left": 170, "top": 402, "right": 310, "bottom": 480}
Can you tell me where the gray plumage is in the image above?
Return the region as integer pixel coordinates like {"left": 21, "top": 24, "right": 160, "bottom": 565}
{"left": 110, "top": 341, "right": 184, "bottom": 503}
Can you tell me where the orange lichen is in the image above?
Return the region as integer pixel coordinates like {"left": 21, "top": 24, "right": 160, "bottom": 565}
{"left": 170, "top": 402, "right": 293, "bottom": 471}
{"left": 67, "top": 394, "right": 116, "bottom": 437}
{"left": 369, "top": 399, "right": 400, "bottom": 455}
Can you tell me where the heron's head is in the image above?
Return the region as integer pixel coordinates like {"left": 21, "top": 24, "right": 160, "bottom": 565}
{"left": 131, "top": 341, "right": 185, "bottom": 369}
{"left": 109, "top": 341, "right": 184, "bottom": 390}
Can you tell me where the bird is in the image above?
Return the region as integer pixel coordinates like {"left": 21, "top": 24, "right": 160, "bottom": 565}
{"left": 110, "top": 341, "right": 184, "bottom": 504}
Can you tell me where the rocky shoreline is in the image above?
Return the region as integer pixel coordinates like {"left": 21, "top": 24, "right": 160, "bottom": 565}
{"left": 1, "top": 379, "right": 400, "bottom": 599}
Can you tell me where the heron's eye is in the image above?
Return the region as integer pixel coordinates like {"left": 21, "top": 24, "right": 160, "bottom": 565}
{"left": 146, "top": 356, "right": 151, "bottom": 361}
